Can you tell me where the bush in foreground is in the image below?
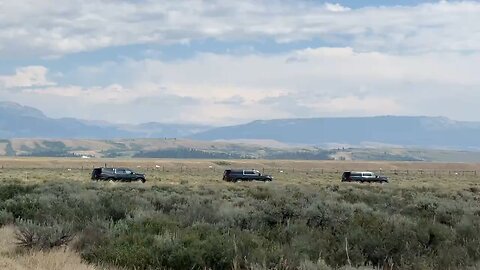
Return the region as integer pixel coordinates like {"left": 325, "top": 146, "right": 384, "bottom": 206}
{"left": 0, "top": 179, "right": 479, "bottom": 269}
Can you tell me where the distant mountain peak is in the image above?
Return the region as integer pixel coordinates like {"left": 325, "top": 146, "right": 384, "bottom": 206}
{"left": 0, "top": 101, "right": 46, "bottom": 118}
{"left": 0, "top": 101, "right": 211, "bottom": 139}
{"left": 2, "top": 101, "right": 480, "bottom": 150}
{"left": 191, "top": 116, "right": 480, "bottom": 150}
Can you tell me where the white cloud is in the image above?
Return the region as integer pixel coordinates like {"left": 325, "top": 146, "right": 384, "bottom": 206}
{"left": 298, "top": 95, "right": 402, "bottom": 115}
{"left": 2, "top": 1, "right": 479, "bottom": 125}
{"left": 324, "top": 3, "right": 351, "bottom": 12}
{"left": 4, "top": 46, "right": 480, "bottom": 124}
{"left": 25, "top": 84, "right": 131, "bottom": 103}
{"left": 0, "top": 66, "right": 56, "bottom": 88}
{"left": 1, "top": 1, "right": 480, "bottom": 57}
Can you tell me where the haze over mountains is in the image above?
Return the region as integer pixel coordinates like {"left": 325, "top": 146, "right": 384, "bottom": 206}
{"left": 0, "top": 102, "right": 209, "bottom": 139}
{"left": 1, "top": 101, "right": 480, "bottom": 150}
{"left": 192, "top": 117, "right": 480, "bottom": 150}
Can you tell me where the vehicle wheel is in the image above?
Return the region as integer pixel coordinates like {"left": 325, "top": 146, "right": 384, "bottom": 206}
{"left": 107, "top": 178, "right": 115, "bottom": 182}
{"left": 137, "top": 178, "right": 146, "bottom": 183}
{"left": 235, "top": 178, "right": 240, "bottom": 182}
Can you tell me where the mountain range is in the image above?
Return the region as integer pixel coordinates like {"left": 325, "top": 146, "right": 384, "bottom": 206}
{"left": 1, "top": 101, "right": 480, "bottom": 150}
{"left": 192, "top": 116, "right": 480, "bottom": 150}
{"left": 0, "top": 102, "right": 210, "bottom": 139}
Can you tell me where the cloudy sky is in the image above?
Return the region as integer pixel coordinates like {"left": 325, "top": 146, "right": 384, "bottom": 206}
{"left": 0, "top": 0, "right": 479, "bottom": 125}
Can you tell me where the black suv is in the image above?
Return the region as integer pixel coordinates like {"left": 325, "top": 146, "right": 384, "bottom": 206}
{"left": 223, "top": 169, "right": 273, "bottom": 182}
{"left": 341, "top": 171, "right": 388, "bottom": 183}
{"left": 91, "top": 167, "right": 146, "bottom": 183}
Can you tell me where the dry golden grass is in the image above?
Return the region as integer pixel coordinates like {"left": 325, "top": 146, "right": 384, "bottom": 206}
{"left": 1, "top": 157, "right": 480, "bottom": 269}
{"left": 7, "top": 138, "right": 285, "bottom": 157}
{"left": 1, "top": 156, "right": 480, "bottom": 171}
{"left": 0, "top": 157, "right": 479, "bottom": 194}
{"left": 0, "top": 226, "right": 103, "bottom": 270}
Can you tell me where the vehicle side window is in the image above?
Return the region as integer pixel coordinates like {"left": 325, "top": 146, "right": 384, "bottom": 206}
{"left": 244, "top": 170, "right": 255, "bottom": 175}
{"left": 116, "top": 169, "right": 126, "bottom": 174}
{"left": 125, "top": 170, "right": 132, "bottom": 174}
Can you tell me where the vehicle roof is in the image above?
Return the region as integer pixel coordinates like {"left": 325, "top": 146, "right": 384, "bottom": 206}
{"left": 96, "top": 167, "right": 130, "bottom": 170}
{"left": 225, "top": 169, "right": 259, "bottom": 172}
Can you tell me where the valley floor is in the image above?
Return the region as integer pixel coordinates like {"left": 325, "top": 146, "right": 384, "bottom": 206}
{"left": 0, "top": 158, "right": 479, "bottom": 269}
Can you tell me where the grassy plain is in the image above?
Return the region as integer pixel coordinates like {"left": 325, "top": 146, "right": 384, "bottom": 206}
{"left": 0, "top": 158, "right": 480, "bottom": 270}
{"left": 4, "top": 138, "right": 480, "bottom": 162}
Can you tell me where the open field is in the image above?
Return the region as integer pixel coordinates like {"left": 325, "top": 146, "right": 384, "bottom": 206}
{"left": 1, "top": 158, "right": 480, "bottom": 269}
{"left": 2, "top": 156, "right": 480, "bottom": 170}
{"left": 4, "top": 138, "right": 480, "bottom": 162}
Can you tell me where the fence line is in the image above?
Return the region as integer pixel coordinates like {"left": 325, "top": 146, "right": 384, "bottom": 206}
{"left": 0, "top": 163, "right": 478, "bottom": 176}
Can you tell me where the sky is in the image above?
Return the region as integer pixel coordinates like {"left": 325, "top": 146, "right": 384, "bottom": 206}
{"left": 0, "top": 0, "right": 479, "bottom": 125}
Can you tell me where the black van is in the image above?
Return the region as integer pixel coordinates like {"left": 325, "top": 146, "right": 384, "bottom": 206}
{"left": 91, "top": 167, "right": 146, "bottom": 183}
{"left": 341, "top": 171, "right": 388, "bottom": 183}
{"left": 223, "top": 169, "right": 273, "bottom": 182}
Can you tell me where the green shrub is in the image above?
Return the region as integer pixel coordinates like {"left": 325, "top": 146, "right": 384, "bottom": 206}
{"left": 4, "top": 195, "right": 41, "bottom": 220}
{"left": 0, "top": 174, "right": 479, "bottom": 270}
{"left": 0, "top": 183, "right": 36, "bottom": 201}
{"left": 15, "top": 219, "right": 74, "bottom": 250}
{"left": 83, "top": 220, "right": 235, "bottom": 270}
{"left": 0, "top": 209, "right": 14, "bottom": 226}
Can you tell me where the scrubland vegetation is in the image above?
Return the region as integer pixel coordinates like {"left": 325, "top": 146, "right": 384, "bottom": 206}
{"left": 5, "top": 138, "right": 480, "bottom": 162}
{"left": 0, "top": 160, "right": 480, "bottom": 269}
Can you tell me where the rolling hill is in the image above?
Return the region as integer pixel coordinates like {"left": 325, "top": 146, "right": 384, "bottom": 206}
{"left": 1, "top": 138, "right": 480, "bottom": 162}
{"left": 191, "top": 116, "right": 480, "bottom": 150}
{"left": 2, "top": 101, "right": 480, "bottom": 151}
{"left": 0, "top": 102, "right": 209, "bottom": 139}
